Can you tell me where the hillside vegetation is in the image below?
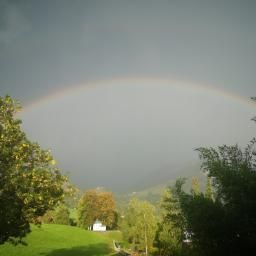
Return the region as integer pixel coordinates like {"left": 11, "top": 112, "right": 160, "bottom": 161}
{"left": 116, "top": 162, "right": 206, "bottom": 210}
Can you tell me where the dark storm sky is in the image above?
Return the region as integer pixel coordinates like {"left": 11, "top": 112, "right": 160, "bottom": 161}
{"left": 0, "top": 0, "right": 256, "bottom": 102}
{"left": 1, "top": 0, "right": 256, "bottom": 191}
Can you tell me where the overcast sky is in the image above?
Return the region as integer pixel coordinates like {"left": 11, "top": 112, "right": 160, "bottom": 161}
{"left": 1, "top": 0, "right": 256, "bottom": 191}
{"left": 1, "top": 0, "right": 256, "bottom": 102}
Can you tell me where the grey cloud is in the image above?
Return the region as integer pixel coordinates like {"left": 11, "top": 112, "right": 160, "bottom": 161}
{"left": 0, "top": 0, "right": 30, "bottom": 45}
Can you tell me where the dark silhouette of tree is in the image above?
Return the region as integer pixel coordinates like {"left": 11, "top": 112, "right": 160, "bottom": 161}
{"left": 161, "top": 96, "right": 256, "bottom": 255}
{"left": 171, "top": 142, "right": 256, "bottom": 256}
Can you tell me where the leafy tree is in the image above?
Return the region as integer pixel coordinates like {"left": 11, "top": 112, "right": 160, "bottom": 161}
{"left": 171, "top": 142, "right": 256, "bottom": 256}
{"left": 156, "top": 181, "right": 188, "bottom": 256}
{"left": 77, "top": 189, "right": 117, "bottom": 229}
{"left": 177, "top": 189, "right": 227, "bottom": 255}
{"left": 160, "top": 96, "right": 256, "bottom": 255}
{"left": 205, "top": 176, "right": 213, "bottom": 200}
{"left": 0, "top": 96, "right": 68, "bottom": 243}
{"left": 196, "top": 143, "right": 256, "bottom": 255}
{"left": 163, "top": 180, "right": 187, "bottom": 236}
{"left": 41, "top": 204, "right": 70, "bottom": 225}
{"left": 155, "top": 187, "right": 184, "bottom": 256}
{"left": 121, "top": 198, "right": 157, "bottom": 256}
{"left": 191, "top": 177, "right": 200, "bottom": 195}
{"left": 53, "top": 204, "right": 70, "bottom": 225}
{"left": 40, "top": 209, "right": 55, "bottom": 224}
{"left": 64, "top": 185, "right": 82, "bottom": 208}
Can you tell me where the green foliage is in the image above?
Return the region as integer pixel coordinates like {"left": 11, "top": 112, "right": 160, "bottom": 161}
{"left": 205, "top": 177, "right": 213, "bottom": 199}
{"left": 41, "top": 204, "right": 75, "bottom": 226}
{"left": 41, "top": 210, "right": 55, "bottom": 224}
{"left": 156, "top": 181, "right": 187, "bottom": 256}
{"left": 121, "top": 197, "right": 157, "bottom": 255}
{"left": 69, "top": 208, "right": 78, "bottom": 226}
{"left": 0, "top": 190, "right": 30, "bottom": 244}
{"left": 191, "top": 177, "right": 200, "bottom": 195}
{"left": 177, "top": 189, "right": 226, "bottom": 255}
{"left": 196, "top": 142, "right": 256, "bottom": 255}
{"left": 53, "top": 204, "right": 70, "bottom": 225}
{"left": 64, "top": 185, "right": 82, "bottom": 208}
{"left": 77, "top": 189, "right": 117, "bottom": 229}
{"left": 154, "top": 222, "right": 183, "bottom": 256}
{"left": 168, "top": 142, "right": 256, "bottom": 256}
{"left": 156, "top": 97, "right": 256, "bottom": 256}
{"left": 0, "top": 96, "right": 68, "bottom": 243}
{"left": 163, "top": 179, "right": 187, "bottom": 235}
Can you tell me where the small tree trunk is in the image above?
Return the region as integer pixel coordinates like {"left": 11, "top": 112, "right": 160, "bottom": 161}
{"left": 144, "top": 213, "right": 148, "bottom": 256}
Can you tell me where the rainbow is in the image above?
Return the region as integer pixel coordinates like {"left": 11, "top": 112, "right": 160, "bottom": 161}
{"left": 22, "top": 76, "right": 256, "bottom": 112}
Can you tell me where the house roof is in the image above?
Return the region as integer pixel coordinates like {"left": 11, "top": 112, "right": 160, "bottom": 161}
{"left": 93, "top": 220, "right": 102, "bottom": 224}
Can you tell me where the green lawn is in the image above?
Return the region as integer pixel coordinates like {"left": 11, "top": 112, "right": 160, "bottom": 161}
{"left": 0, "top": 224, "right": 122, "bottom": 256}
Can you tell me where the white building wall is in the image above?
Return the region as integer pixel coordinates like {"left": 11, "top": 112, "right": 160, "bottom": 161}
{"left": 93, "top": 222, "right": 106, "bottom": 231}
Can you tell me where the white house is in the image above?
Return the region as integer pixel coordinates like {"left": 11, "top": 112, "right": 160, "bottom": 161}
{"left": 92, "top": 220, "right": 106, "bottom": 231}
{"left": 183, "top": 231, "right": 192, "bottom": 243}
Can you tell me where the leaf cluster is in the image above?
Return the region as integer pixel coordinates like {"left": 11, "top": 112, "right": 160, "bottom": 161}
{"left": 77, "top": 189, "right": 117, "bottom": 229}
{"left": 0, "top": 96, "right": 68, "bottom": 243}
{"left": 121, "top": 197, "right": 157, "bottom": 254}
{"left": 169, "top": 142, "right": 256, "bottom": 256}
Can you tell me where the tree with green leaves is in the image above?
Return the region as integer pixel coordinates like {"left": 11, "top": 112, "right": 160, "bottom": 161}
{"left": 121, "top": 198, "right": 157, "bottom": 256}
{"left": 160, "top": 97, "right": 256, "bottom": 255}
{"left": 205, "top": 176, "right": 213, "bottom": 200}
{"left": 41, "top": 204, "right": 70, "bottom": 225}
{"left": 155, "top": 186, "right": 186, "bottom": 256}
{"left": 191, "top": 177, "right": 200, "bottom": 195}
{"left": 170, "top": 141, "right": 256, "bottom": 256}
{"left": 0, "top": 96, "right": 68, "bottom": 243}
{"left": 196, "top": 143, "right": 256, "bottom": 255}
{"left": 77, "top": 189, "right": 117, "bottom": 230}
{"left": 52, "top": 204, "right": 70, "bottom": 225}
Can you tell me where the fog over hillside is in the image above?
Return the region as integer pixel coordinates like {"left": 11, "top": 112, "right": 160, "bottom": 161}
{"left": 1, "top": 1, "right": 255, "bottom": 192}
{"left": 20, "top": 81, "right": 256, "bottom": 192}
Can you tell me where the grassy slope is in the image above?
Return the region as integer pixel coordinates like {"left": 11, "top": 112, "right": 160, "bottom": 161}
{"left": 0, "top": 224, "right": 121, "bottom": 256}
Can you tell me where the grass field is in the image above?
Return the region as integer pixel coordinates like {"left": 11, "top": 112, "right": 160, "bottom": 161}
{"left": 0, "top": 224, "right": 122, "bottom": 256}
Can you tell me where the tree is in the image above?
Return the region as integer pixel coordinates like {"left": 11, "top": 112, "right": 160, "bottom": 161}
{"left": 64, "top": 184, "right": 82, "bottom": 208}
{"left": 196, "top": 143, "right": 256, "bottom": 255}
{"left": 191, "top": 177, "right": 200, "bottom": 195}
{"left": 53, "top": 204, "right": 70, "bottom": 225}
{"left": 156, "top": 180, "right": 189, "bottom": 256}
{"left": 205, "top": 176, "right": 213, "bottom": 200}
{"left": 41, "top": 204, "right": 70, "bottom": 225}
{"left": 0, "top": 96, "right": 68, "bottom": 243}
{"left": 77, "top": 189, "right": 117, "bottom": 229}
{"left": 177, "top": 188, "right": 227, "bottom": 256}
{"left": 171, "top": 142, "right": 256, "bottom": 256}
{"left": 40, "top": 209, "right": 55, "bottom": 224}
{"left": 160, "top": 96, "right": 256, "bottom": 256}
{"left": 121, "top": 198, "right": 157, "bottom": 256}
